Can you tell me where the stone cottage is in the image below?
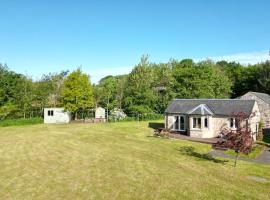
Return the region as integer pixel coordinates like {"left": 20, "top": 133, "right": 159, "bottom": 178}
{"left": 165, "top": 99, "right": 260, "bottom": 140}
{"left": 240, "top": 92, "right": 270, "bottom": 128}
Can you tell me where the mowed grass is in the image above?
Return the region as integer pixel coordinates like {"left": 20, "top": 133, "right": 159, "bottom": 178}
{"left": 0, "top": 121, "right": 269, "bottom": 200}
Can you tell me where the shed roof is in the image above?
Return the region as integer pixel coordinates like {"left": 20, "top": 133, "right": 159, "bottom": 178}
{"left": 165, "top": 99, "right": 255, "bottom": 116}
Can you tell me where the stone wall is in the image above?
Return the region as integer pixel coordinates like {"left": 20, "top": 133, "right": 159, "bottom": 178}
{"left": 240, "top": 92, "right": 270, "bottom": 128}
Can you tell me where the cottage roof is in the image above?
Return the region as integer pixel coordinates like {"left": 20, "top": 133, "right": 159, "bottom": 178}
{"left": 165, "top": 99, "right": 255, "bottom": 116}
{"left": 249, "top": 92, "right": 270, "bottom": 105}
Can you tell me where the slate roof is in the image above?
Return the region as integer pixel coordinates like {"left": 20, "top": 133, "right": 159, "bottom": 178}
{"left": 249, "top": 92, "right": 270, "bottom": 105}
{"left": 165, "top": 99, "right": 256, "bottom": 116}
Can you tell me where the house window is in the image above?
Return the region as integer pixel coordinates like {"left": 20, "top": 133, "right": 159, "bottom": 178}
{"left": 229, "top": 118, "right": 235, "bottom": 128}
{"left": 204, "top": 117, "right": 208, "bottom": 128}
{"left": 193, "top": 117, "right": 201, "bottom": 129}
{"left": 48, "top": 110, "right": 54, "bottom": 116}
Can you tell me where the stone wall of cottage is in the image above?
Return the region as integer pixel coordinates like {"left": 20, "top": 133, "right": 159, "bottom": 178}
{"left": 212, "top": 117, "right": 228, "bottom": 137}
{"left": 240, "top": 92, "right": 270, "bottom": 128}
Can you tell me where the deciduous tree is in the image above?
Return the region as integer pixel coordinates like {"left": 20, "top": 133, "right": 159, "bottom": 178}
{"left": 61, "top": 69, "right": 94, "bottom": 119}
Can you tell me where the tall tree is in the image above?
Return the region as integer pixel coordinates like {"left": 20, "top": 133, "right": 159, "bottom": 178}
{"left": 95, "top": 76, "right": 117, "bottom": 110}
{"left": 152, "top": 63, "right": 175, "bottom": 113}
{"left": 258, "top": 61, "right": 270, "bottom": 94}
{"left": 61, "top": 69, "right": 94, "bottom": 119}
{"left": 124, "top": 55, "right": 155, "bottom": 114}
{"left": 172, "top": 59, "right": 232, "bottom": 98}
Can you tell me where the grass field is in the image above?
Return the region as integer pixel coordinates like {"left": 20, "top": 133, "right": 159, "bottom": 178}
{"left": 0, "top": 117, "right": 42, "bottom": 127}
{"left": 0, "top": 121, "right": 269, "bottom": 199}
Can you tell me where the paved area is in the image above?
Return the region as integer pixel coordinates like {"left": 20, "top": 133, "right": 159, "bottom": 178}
{"left": 169, "top": 132, "right": 221, "bottom": 144}
{"left": 255, "top": 147, "right": 270, "bottom": 164}
{"left": 209, "top": 147, "right": 270, "bottom": 165}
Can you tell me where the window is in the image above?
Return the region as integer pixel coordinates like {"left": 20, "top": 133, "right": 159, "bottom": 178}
{"left": 229, "top": 118, "right": 235, "bottom": 128}
{"left": 204, "top": 117, "right": 208, "bottom": 128}
{"left": 48, "top": 110, "right": 54, "bottom": 116}
{"left": 193, "top": 117, "right": 201, "bottom": 129}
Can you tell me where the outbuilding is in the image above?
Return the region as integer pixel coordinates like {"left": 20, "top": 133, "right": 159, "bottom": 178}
{"left": 44, "top": 108, "right": 71, "bottom": 124}
{"left": 95, "top": 107, "right": 106, "bottom": 120}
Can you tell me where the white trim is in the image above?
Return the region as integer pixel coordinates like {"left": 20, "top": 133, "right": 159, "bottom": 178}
{"left": 187, "top": 104, "right": 213, "bottom": 115}
{"left": 191, "top": 117, "right": 202, "bottom": 130}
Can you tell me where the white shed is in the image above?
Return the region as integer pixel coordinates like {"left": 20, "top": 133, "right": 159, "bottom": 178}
{"left": 95, "top": 107, "right": 106, "bottom": 119}
{"left": 44, "top": 108, "right": 71, "bottom": 124}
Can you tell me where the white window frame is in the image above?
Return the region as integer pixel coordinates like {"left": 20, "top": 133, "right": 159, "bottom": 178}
{"left": 48, "top": 110, "right": 54, "bottom": 117}
{"left": 192, "top": 117, "right": 202, "bottom": 130}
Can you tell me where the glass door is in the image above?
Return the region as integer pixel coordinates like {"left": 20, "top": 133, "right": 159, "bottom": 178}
{"left": 174, "top": 116, "right": 179, "bottom": 130}
{"left": 180, "top": 116, "right": 185, "bottom": 131}
{"left": 174, "top": 116, "right": 185, "bottom": 131}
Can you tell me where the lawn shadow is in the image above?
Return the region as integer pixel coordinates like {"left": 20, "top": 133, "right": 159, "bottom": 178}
{"left": 177, "top": 146, "right": 228, "bottom": 164}
{"left": 148, "top": 122, "right": 164, "bottom": 130}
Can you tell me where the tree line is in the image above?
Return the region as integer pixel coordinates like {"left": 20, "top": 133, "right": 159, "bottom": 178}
{"left": 1, "top": 56, "right": 270, "bottom": 120}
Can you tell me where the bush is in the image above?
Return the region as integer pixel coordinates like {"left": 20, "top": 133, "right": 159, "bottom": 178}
{"left": 0, "top": 118, "right": 43, "bottom": 127}
{"left": 111, "top": 108, "right": 127, "bottom": 120}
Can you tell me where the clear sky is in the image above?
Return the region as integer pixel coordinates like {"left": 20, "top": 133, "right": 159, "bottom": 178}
{"left": 0, "top": 0, "right": 269, "bottom": 83}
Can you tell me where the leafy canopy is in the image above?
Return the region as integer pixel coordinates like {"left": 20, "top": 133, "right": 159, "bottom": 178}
{"left": 61, "top": 69, "right": 94, "bottom": 114}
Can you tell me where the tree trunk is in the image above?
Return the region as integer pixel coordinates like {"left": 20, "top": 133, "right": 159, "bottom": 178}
{"left": 234, "top": 151, "right": 239, "bottom": 168}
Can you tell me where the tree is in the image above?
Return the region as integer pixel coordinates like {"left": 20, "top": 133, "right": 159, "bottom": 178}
{"left": 17, "top": 75, "right": 33, "bottom": 118}
{"left": 124, "top": 55, "right": 156, "bottom": 114}
{"left": 61, "top": 69, "right": 94, "bottom": 120}
{"left": 172, "top": 59, "right": 232, "bottom": 98}
{"left": 95, "top": 76, "right": 117, "bottom": 110}
{"left": 0, "top": 64, "right": 32, "bottom": 119}
{"left": 214, "top": 112, "right": 255, "bottom": 167}
{"left": 258, "top": 61, "right": 270, "bottom": 94}
{"left": 115, "top": 75, "right": 127, "bottom": 109}
{"left": 152, "top": 63, "right": 175, "bottom": 113}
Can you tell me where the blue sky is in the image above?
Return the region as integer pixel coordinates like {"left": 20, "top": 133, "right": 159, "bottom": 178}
{"left": 0, "top": 0, "right": 270, "bottom": 83}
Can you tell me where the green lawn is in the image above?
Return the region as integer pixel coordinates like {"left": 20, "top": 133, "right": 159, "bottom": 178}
{"left": 0, "top": 117, "right": 42, "bottom": 127}
{"left": 0, "top": 121, "right": 269, "bottom": 200}
{"left": 225, "top": 143, "right": 266, "bottom": 159}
